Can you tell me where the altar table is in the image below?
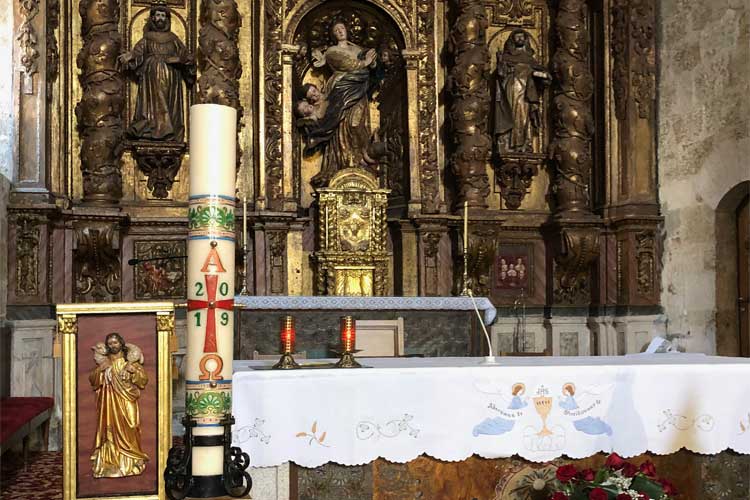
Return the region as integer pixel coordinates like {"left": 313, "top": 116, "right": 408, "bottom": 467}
{"left": 232, "top": 355, "right": 750, "bottom": 467}
{"left": 233, "top": 295, "right": 498, "bottom": 325}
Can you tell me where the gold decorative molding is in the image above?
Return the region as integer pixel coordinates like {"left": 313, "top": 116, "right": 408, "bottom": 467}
{"left": 17, "top": 0, "right": 41, "bottom": 94}
{"left": 13, "top": 214, "right": 44, "bottom": 297}
{"left": 156, "top": 310, "right": 176, "bottom": 334}
{"left": 57, "top": 313, "right": 78, "bottom": 336}
{"left": 73, "top": 222, "right": 121, "bottom": 302}
{"left": 610, "top": 0, "right": 656, "bottom": 121}
{"left": 635, "top": 229, "right": 655, "bottom": 296}
{"left": 47, "top": 0, "right": 60, "bottom": 100}
{"left": 267, "top": 230, "right": 287, "bottom": 294}
{"left": 552, "top": 226, "right": 599, "bottom": 304}
{"left": 416, "top": 0, "right": 440, "bottom": 213}
{"left": 264, "top": 0, "right": 284, "bottom": 207}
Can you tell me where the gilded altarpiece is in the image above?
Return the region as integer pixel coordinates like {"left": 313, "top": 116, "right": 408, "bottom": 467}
{"left": 6, "top": 0, "right": 661, "bottom": 312}
{"left": 6, "top": 0, "right": 733, "bottom": 495}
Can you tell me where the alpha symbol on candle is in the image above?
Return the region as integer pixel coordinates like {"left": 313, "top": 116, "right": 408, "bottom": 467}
{"left": 200, "top": 243, "right": 227, "bottom": 273}
{"left": 188, "top": 274, "right": 233, "bottom": 352}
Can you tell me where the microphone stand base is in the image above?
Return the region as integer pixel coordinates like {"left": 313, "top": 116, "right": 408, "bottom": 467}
{"left": 479, "top": 356, "right": 501, "bottom": 366}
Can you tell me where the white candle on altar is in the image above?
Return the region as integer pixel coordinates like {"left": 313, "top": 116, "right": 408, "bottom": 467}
{"left": 186, "top": 104, "right": 237, "bottom": 478}
{"left": 463, "top": 200, "right": 468, "bottom": 252}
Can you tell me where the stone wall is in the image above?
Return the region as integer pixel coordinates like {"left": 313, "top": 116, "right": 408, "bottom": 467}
{"left": 0, "top": 0, "right": 12, "bottom": 398}
{"left": 658, "top": 0, "right": 750, "bottom": 353}
{"left": 1, "top": 174, "right": 10, "bottom": 398}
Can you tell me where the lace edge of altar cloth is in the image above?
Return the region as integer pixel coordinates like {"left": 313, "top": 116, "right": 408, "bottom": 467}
{"left": 239, "top": 444, "right": 750, "bottom": 469}
{"left": 233, "top": 295, "right": 497, "bottom": 325}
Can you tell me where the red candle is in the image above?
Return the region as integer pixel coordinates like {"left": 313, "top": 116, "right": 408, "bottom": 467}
{"left": 340, "top": 316, "right": 355, "bottom": 352}
{"left": 280, "top": 315, "right": 295, "bottom": 353}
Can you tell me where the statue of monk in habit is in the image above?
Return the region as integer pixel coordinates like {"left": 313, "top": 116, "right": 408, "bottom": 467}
{"left": 89, "top": 332, "right": 149, "bottom": 478}
{"left": 493, "top": 29, "right": 550, "bottom": 154}
{"left": 119, "top": 2, "right": 195, "bottom": 142}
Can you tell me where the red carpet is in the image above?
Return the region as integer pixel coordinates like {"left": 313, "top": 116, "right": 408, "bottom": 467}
{"left": 1, "top": 451, "right": 62, "bottom": 499}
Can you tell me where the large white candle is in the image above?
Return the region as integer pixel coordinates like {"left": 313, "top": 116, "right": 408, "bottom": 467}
{"left": 185, "top": 104, "right": 237, "bottom": 478}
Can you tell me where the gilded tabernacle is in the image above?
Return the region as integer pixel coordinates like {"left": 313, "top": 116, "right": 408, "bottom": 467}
{"left": 89, "top": 333, "right": 149, "bottom": 478}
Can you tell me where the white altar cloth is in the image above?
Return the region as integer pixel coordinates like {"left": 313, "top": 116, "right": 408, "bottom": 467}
{"left": 232, "top": 355, "right": 750, "bottom": 467}
{"left": 234, "top": 295, "right": 497, "bottom": 325}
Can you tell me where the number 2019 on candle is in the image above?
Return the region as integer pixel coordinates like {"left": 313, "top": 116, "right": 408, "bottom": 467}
{"left": 194, "top": 311, "right": 230, "bottom": 327}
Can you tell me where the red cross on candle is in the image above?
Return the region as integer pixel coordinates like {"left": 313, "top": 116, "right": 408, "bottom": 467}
{"left": 187, "top": 274, "right": 233, "bottom": 353}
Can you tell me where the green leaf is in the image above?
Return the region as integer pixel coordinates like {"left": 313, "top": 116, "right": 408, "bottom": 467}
{"left": 595, "top": 468, "right": 609, "bottom": 483}
{"left": 631, "top": 475, "right": 665, "bottom": 499}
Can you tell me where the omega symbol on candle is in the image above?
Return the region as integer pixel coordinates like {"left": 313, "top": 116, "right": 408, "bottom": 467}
{"left": 199, "top": 353, "right": 225, "bottom": 386}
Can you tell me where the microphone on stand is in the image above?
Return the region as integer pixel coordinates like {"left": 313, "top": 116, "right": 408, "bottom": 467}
{"left": 467, "top": 290, "right": 500, "bottom": 366}
{"left": 127, "top": 255, "right": 188, "bottom": 266}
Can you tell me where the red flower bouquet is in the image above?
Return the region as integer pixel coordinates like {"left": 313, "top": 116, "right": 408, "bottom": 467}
{"left": 548, "top": 454, "right": 677, "bottom": 500}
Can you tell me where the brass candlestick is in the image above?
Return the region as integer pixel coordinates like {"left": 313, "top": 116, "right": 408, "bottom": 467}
{"left": 237, "top": 247, "right": 249, "bottom": 296}
{"left": 273, "top": 315, "right": 300, "bottom": 369}
{"left": 460, "top": 201, "right": 471, "bottom": 296}
{"left": 335, "top": 316, "right": 361, "bottom": 368}
{"left": 460, "top": 246, "right": 470, "bottom": 296}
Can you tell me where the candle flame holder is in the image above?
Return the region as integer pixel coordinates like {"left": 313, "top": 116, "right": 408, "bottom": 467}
{"left": 335, "top": 316, "right": 362, "bottom": 368}
{"left": 273, "top": 315, "right": 300, "bottom": 370}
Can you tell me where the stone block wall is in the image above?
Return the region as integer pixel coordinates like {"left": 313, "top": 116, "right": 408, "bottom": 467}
{"left": 658, "top": 0, "right": 750, "bottom": 353}
{"left": 1, "top": 175, "right": 10, "bottom": 398}
{"left": 0, "top": 0, "right": 13, "bottom": 399}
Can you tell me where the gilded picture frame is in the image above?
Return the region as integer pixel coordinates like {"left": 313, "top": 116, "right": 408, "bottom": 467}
{"left": 58, "top": 302, "right": 174, "bottom": 500}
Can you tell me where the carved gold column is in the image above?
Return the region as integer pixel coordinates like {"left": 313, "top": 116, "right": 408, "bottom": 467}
{"left": 447, "top": 0, "right": 491, "bottom": 211}
{"left": 77, "top": 0, "right": 124, "bottom": 203}
{"left": 416, "top": 0, "right": 442, "bottom": 214}
{"left": 546, "top": 0, "right": 600, "bottom": 305}
{"left": 197, "top": 0, "right": 243, "bottom": 170}
{"left": 403, "top": 50, "right": 422, "bottom": 214}
{"left": 281, "top": 43, "right": 299, "bottom": 213}
{"left": 261, "top": 0, "right": 283, "bottom": 210}
{"left": 607, "top": 0, "right": 660, "bottom": 307}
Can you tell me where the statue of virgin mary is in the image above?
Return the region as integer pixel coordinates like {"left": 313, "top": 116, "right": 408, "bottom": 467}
{"left": 301, "top": 21, "right": 381, "bottom": 188}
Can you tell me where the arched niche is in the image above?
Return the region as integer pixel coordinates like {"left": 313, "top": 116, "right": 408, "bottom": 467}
{"left": 715, "top": 181, "right": 750, "bottom": 357}
{"left": 280, "top": 0, "right": 414, "bottom": 212}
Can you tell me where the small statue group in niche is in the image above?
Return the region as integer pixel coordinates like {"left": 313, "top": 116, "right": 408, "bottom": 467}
{"left": 119, "top": 1, "right": 195, "bottom": 143}
{"left": 498, "top": 256, "right": 527, "bottom": 285}
{"left": 295, "top": 21, "right": 386, "bottom": 188}
{"left": 493, "top": 29, "right": 550, "bottom": 154}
